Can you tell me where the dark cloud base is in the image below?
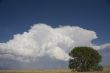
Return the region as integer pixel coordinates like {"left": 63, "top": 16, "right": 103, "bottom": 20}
{"left": 0, "top": 57, "right": 68, "bottom": 70}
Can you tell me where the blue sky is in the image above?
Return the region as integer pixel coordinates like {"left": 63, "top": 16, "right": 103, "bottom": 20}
{"left": 0, "top": 0, "right": 110, "bottom": 69}
{"left": 0, "top": 0, "right": 110, "bottom": 44}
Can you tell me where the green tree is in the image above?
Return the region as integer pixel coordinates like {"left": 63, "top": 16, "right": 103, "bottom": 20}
{"left": 69, "top": 47, "right": 103, "bottom": 72}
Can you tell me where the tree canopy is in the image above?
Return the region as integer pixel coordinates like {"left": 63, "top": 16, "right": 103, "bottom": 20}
{"left": 69, "top": 47, "right": 103, "bottom": 72}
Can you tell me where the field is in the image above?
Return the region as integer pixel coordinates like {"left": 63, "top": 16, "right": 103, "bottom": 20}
{"left": 0, "top": 67, "right": 110, "bottom": 73}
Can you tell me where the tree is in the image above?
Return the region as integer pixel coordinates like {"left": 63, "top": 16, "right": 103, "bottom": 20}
{"left": 68, "top": 47, "right": 103, "bottom": 72}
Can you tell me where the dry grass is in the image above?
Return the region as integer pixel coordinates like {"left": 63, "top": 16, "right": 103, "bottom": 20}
{"left": 0, "top": 67, "right": 110, "bottom": 73}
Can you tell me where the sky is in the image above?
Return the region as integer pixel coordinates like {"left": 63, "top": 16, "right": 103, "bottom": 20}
{"left": 0, "top": 0, "right": 110, "bottom": 69}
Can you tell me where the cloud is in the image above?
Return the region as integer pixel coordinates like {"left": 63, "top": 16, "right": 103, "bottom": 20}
{"left": 100, "top": 43, "right": 110, "bottom": 49}
{"left": 98, "top": 43, "right": 110, "bottom": 66}
{"left": 0, "top": 23, "right": 98, "bottom": 62}
{"left": 0, "top": 23, "right": 110, "bottom": 69}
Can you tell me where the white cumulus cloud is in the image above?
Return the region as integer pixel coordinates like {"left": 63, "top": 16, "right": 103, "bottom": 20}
{"left": 0, "top": 23, "right": 101, "bottom": 62}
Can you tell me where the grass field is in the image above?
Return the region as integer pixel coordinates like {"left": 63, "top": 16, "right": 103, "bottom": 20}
{"left": 0, "top": 67, "right": 110, "bottom": 73}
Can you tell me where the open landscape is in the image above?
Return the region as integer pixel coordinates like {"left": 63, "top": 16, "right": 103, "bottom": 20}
{"left": 0, "top": 67, "right": 110, "bottom": 73}
{"left": 0, "top": 0, "right": 110, "bottom": 73}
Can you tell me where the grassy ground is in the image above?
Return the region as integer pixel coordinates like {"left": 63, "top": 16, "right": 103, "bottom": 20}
{"left": 0, "top": 67, "right": 110, "bottom": 73}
